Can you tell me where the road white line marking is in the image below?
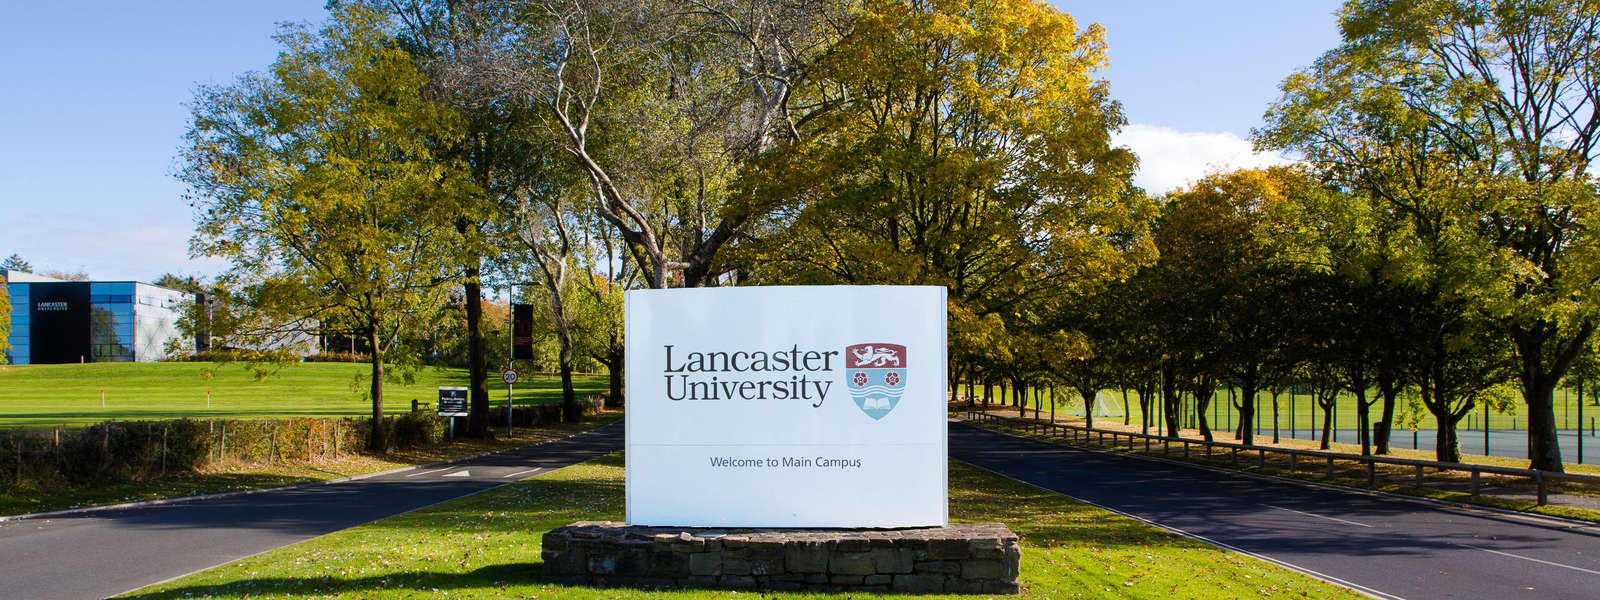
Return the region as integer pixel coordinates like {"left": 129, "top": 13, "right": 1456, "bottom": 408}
{"left": 1263, "top": 504, "right": 1373, "bottom": 528}
{"left": 503, "top": 468, "right": 543, "bottom": 479}
{"left": 960, "top": 461, "right": 1404, "bottom": 600}
{"left": 1454, "top": 543, "right": 1600, "bottom": 576}
{"left": 405, "top": 468, "right": 452, "bottom": 478}
{"left": 443, "top": 470, "right": 471, "bottom": 478}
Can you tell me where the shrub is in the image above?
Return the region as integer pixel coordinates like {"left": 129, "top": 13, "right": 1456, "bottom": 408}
{"left": 302, "top": 352, "right": 369, "bottom": 363}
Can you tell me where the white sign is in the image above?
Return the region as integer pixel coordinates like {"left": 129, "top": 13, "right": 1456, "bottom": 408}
{"left": 502, "top": 369, "right": 519, "bottom": 385}
{"left": 625, "top": 285, "right": 947, "bottom": 528}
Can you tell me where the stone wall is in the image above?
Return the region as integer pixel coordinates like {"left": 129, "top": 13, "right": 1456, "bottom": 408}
{"left": 542, "top": 521, "right": 1020, "bottom": 594}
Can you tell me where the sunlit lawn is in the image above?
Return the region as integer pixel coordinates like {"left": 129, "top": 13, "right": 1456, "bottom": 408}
{"left": 122, "top": 454, "right": 1363, "bottom": 599}
{"left": 0, "top": 362, "right": 606, "bottom": 428}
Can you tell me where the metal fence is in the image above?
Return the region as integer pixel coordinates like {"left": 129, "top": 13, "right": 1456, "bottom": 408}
{"left": 961, "top": 410, "right": 1600, "bottom": 507}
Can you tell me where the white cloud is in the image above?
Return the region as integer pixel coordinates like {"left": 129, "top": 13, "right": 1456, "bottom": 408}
{"left": 1112, "top": 124, "right": 1294, "bottom": 195}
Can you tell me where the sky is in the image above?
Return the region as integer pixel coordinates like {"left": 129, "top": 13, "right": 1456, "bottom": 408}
{"left": 0, "top": 1, "right": 1344, "bottom": 283}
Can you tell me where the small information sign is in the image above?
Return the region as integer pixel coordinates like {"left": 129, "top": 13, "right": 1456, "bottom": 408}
{"left": 437, "top": 387, "right": 469, "bottom": 417}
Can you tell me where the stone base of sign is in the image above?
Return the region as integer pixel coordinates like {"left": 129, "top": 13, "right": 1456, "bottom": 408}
{"left": 541, "top": 521, "right": 1019, "bottom": 594}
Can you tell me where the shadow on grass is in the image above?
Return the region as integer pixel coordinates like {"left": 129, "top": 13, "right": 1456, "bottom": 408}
{"left": 123, "top": 563, "right": 547, "bottom": 600}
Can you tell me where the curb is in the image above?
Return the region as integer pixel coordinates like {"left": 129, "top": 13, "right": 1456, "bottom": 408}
{"left": 951, "top": 417, "right": 1600, "bottom": 533}
{"left": 0, "top": 420, "right": 621, "bottom": 523}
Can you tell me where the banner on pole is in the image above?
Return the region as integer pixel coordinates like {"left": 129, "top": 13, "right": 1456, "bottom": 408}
{"left": 512, "top": 303, "right": 535, "bottom": 360}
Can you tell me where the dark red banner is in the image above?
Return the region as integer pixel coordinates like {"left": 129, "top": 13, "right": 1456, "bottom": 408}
{"left": 512, "top": 303, "right": 534, "bottom": 360}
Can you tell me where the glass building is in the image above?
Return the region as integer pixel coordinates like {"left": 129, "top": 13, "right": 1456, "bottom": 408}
{"left": 4, "top": 277, "right": 192, "bottom": 365}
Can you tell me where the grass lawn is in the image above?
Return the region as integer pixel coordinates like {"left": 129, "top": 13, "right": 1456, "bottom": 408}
{"left": 0, "top": 414, "right": 619, "bottom": 517}
{"left": 0, "top": 362, "right": 607, "bottom": 429}
{"left": 121, "top": 454, "right": 1364, "bottom": 599}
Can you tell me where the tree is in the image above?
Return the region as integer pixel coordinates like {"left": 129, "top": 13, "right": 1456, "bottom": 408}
{"left": 571, "top": 219, "right": 635, "bottom": 408}
{"left": 0, "top": 255, "right": 29, "bottom": 273}
{"left": 349, "top": 0, "right": 526, "bottom": 439}
{"left": 442, "top": 0, "right": 842, "bottom": 290}
{"left": 746, "top": 0, "right": 1155, "bottom": 405}
{"left": 511, "top": 166, "right": 586, "bottom": 422}
{"left": 38, "top": 270, "right": 89, "bottom": 281}
{"left": 180, "top": 6, "right": 474, "bottom": 451}
{"left": 1260, "top": 0, "right": 1600, "bottom": 471}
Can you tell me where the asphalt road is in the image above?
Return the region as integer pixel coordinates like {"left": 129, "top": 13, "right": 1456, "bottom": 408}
{"left": 950, "top": 422, "right": 1600, "bottom": 600}
{"left": 0, "top": 422, "right": 623, "bottom": 600}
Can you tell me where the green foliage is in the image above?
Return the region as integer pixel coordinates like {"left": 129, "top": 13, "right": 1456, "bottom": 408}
{"left": 0, "top": 254, "right": 28, "bottom": 273}
{"left": 1259, "top": 0, "right": 1600, "bottom": 469}
{"left": 180, "top": 5, "right": 484, "bottom": 448}
{"left": 746, "top": 0, "right": 1155, "bottom": 393}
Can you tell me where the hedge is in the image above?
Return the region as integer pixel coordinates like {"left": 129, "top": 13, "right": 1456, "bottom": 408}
{"left": 0, "top": 394, "right": 604, "bottom": 491}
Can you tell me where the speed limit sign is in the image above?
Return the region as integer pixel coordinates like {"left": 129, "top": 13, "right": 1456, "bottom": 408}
{"left": 502, "top": 369, "right": 519, "bottom": 385}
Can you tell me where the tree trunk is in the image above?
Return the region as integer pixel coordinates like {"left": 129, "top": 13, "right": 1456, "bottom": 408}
{"left": 1523, "top": 379, "right": 1564, "bottom": 472}
{"left": 1237, "top": 377, "right": 1257, "bottom": 446}
{"left": 604, "top": 341, "right": 624, "bottom": 408}
{"left": 1271, "top": 391, "right": 1280, "bottom": 444}
{"left": 1194, "top": 378, "right": 1215, "bottom": 442}
{"left": 1419, "top": 374, "right": 1467, "bottom": 463}
{"left": 1376, "top": 372, "right": 1398, "bottom": 455}
{"left": 1121, "top": 388, "right": 1131, "bottom": 426}
{"left": 1080, "top": 387, "right": 1096, "bottom": 430}
{"left": 1319, "top": 397, "right": 1335, "bottom": 451}
{"left": 366, "top": 327, "right": 386, "bottom": 452}
{"left": 556, "top": 320, "right": 578, "bottom": 423}
{"left": 1161, "top": 362, "right": 1180, "bottom": 437}
{"left": 464, "top": 272, "right": 490, "bottom": 438}
{"left": 1435, "top": 413, "right": 1463, "bottom": 464}
{"left": 1355, "top": 387, "right": 1374, "bottom": 456}
{"left": 1512, "top": 322, "right": 1592, "bottom": 472}
{"left": 1014, "top": 379, "right": 1025, "bottom": 417}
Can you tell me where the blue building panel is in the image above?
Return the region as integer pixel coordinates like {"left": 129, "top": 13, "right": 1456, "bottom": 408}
{"left": 4, "top": 279, "right": 192, "bottom": 364}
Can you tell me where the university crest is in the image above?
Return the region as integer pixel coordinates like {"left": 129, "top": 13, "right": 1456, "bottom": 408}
{"left": 845, "top": 343, "right": 906, "bottom": 420}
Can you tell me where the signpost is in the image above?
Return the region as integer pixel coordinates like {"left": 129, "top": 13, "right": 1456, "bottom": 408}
{"left": 625, "top": 285, "right": 947, "bottom": 528}
{"left": 502, "top": 369, "right": 519, "bottom": 436}
{"left": 438, "top": 386, "right": 468, "bottom": 442}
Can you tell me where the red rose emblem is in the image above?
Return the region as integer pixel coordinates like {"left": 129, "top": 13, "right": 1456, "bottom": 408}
{"left": 853, "top": 372, "right": 869, "bottom": 386}
{"left": 885, "top": 372, "right": 901, "bottom": 386}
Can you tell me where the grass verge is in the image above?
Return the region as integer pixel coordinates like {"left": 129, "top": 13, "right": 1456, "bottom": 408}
{"left": 120, "top": 453, "right": 1364, "bottom": 599}
{"left": 0, "top": 414, "right": 619, "bottom": 517}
